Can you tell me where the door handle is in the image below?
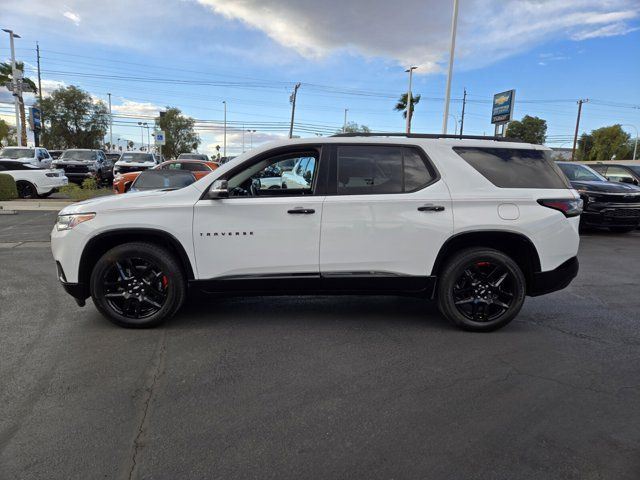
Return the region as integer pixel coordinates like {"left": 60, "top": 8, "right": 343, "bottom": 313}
{"left": 287, "top": 208, "right": 315, "bottom": 214}
{"left": 418, "top": 204, "right": 445, "bottom": 212}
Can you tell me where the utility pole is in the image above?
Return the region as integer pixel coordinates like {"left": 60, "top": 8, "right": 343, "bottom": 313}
{"left": 36, "top": 41, "right": 43, "bottom": 143}
{"left": 3, "top": 29, "right": 23, "bottom": 146}
{"left": 405, "top": 66, "right": 417, "bottom": 134}
{"left": 247, "top": 129, "right": 256, "bottom": 149}
{"left": 459, "top": 87, "right": 467, "bottom": 136}
{"left": 442, "top": 0, "right": 460, "bottom": 134}
{"left": 288, "top": 82, "right": 301, "bottom": 139}
{"left": 571, "top": 99, "right": 588, "bottom": 161}
{"left": 222, "top": 100, "right": 227, "bottom": 158}
{"left": 343, "top": 108, "right": 349, "bottom": 133}
{"left": 107, "top": 93, "right": 113, "bottom": 151}
{"left": 242, "top": 122, "right": 245, "bottom": 152}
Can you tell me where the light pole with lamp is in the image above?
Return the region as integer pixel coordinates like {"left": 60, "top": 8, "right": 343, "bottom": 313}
{"left": 405, "top": 66, "right": 417, "bottom": 134}
{"left": 442, "top": 0, "right": 460, "bottom": 134}
{"left": 2, "top": 29, "right": 23, "bottom": 146}
{"left": 222, "top": 101, "right": 227, "bottom": 158}
{"left": 448, "top": 114, "right": 459, "bottom": 135}
{"left": 246, "top": 129, "right": 256, "bottom": 150}
{"left": 137, "top": 122, "right": 147, "bottom": 150}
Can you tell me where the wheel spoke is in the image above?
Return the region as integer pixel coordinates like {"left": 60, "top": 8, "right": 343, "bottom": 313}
{"left": 491, "top": 272, "right": 509, "bottom": 288}
{"left": 105, "top": 292, "right": 126, "bottom": 299}
{"left": 455, "top": 297, "right": 475, "bottom": 305}
{"left": 141, "top": 296, "right": 162, "bottom": 309}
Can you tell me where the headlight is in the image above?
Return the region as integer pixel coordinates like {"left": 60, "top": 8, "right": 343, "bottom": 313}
{"left": 56, "top": 213, "right": 96, "bottom": 231}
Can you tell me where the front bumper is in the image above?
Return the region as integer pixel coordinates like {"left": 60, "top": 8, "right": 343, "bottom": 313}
{"left": 65, "top": 172, "right": 97, "bottom": 184}
{"left": 528, "top": 257, "right": 579, "bottom": 296}
{"left": 581, "top": 203, "right": 640, "bottom": 228}
{"left": 56, "top": 261, "right": 88, "bottom": 306}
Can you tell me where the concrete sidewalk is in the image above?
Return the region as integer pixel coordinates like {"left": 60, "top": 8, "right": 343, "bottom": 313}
{"left": 0, "top": 200, "right": 73, "bottom": 211}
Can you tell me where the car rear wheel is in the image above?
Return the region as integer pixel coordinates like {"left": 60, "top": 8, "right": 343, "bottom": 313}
{"left": 437, "top": 248, "right": 526, "bottom": 332}
{"left": 90, "top": 242, "right": 186, "bottom": 328}
{"left": 16, "top": 180, "right": 37, "bottom": 199}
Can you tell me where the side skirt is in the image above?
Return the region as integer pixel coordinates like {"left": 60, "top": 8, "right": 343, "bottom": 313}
{"left": 190, "top": 272, "right": 437, "bottom": 299}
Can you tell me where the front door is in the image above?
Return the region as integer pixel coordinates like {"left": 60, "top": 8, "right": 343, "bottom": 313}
{"left": 193, "top": 148, "right": 326, "bottom": 280}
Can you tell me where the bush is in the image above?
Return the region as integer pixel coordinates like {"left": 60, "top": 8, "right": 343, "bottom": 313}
{"left": 81, "top": 177, "right": 99, "bottom": 190}
{"left": 0, "top": 173, "right": 18, "bottom": 200}
{"left": 59, "top": 183, "right": 112, "bottom": 201}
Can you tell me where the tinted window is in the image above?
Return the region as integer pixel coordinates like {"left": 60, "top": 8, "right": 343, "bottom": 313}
{"left": 557, "top": 163, "right": 606, "bottom": 182}
{"left": 605, "top": 166, "right": 637, "bottom": 184}
{"left": 61, "top": 150, "right": 95, "bottom": 161}
{"left": 131, "top": 170, "right": 196, "bottom": 191}
{"left": 454, "top": 148, "right": 570, "bottom": 189}
{"left": 120, "top": 153, "right": 154, "bottom": 162}
{"left": 0, "top": 161, "right": 39, "bottom": 171}
{"left": 181, "top": 163, "right": 211, "bottom": 172}
{"left": 0, "top": 148, "right": 35, "bottom": 159}
{"left": 337, "top": 146, "right": 434, "bottom": 195}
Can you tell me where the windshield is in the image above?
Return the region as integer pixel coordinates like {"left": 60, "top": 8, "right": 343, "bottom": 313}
{"left": 178, "top": 154, "right": 207, "bottom": 161}
{"left": 0, "top": 148, "right": 35, "bottom": 159}
{"left": 131, "top": 170, "right": 196, "bottom": 190}
{"left": 120, "top": 153, "right": 155, "bottom": 163}
{"left": 61, "top": 150, "right": 96, "bottom": 161}
{"left": 557, "top": 163, "right": 607, "bottom": 182}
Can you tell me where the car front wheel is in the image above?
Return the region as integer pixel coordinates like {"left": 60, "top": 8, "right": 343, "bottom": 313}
{"left": 90, "top": 242, "right": 186, "bottom": 328}
{"left": 437, "top": 248, "right": 526, "bottom": 332}
{"left": 16, "top": 180, "right": 37, "bottom": 199}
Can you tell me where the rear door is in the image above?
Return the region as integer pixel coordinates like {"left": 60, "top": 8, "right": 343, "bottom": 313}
{"left": 320, "top": 144, "right": 453, "bottom": 281}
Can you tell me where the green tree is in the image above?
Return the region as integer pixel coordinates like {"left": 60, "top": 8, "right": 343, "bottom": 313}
{"left": 505, "top": 115, "right": 547, "bottom": 144}
{"left": 576, "top": 132, "right": 593, "bottom": 161}
{"left": 0, "top": 61, "right": 37, "bottom": 146}
{"left": 155, "top": 107, "right": 200, "bottom": 159}
{"left": 394, "top": 93, "right": 421, "bottom": 123}
{"left": 338, "top": 122, "right": 371, "bottom": 134}
{"left": 38, "top": 86, "right": 109, "bottom": 149}
{"left": 0, "top": 119, "right": 17, "bottom": 147}
{"left": 582, "top": 125, "right": 632, "bottom": 160}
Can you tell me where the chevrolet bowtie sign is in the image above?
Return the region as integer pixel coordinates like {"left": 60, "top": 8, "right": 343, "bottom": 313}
{"left": 491, "top": 90, "right": 515, "bottom": 124}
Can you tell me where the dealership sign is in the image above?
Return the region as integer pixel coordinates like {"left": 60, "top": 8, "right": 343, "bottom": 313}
{"left": 29, "top": 106, "right": 42, "bottom": 131}
{"left": 491, "top": 90, "right": 515, "bottom": 124}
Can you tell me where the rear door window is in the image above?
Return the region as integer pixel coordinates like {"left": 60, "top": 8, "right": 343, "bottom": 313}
{"left": 336, "top": 146, "right": 435, "bottom": 195}
{"left": 453, "top": 147, "right": 570, "bottom": 189}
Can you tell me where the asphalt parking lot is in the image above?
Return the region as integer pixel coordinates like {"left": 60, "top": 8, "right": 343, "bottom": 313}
{"left": 1, "top": 211, "right": 639, "bottom": 479}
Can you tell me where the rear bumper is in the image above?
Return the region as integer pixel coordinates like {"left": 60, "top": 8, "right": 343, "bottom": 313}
{"left": 528, "top": 257, "right": 579, "bottom": 296}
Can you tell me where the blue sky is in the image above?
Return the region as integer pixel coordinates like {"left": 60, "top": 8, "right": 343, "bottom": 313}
{"left": 1, "top": 0, "right": 639, "bottom": 156}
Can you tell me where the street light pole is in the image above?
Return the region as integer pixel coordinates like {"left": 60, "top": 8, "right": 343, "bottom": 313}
{"left": 442, "top": 0, "right": 460, "bottom": 134}
{"left": 137, "top": 121, "right": 145, "bottom": 150}
{"left": 3, "top": 29, "right": 23, "bottom": 146}
{"left": 107, "top": 93, "right": 113, "bottom": 151}
{"left": 247, "top": 129, "right": 256, "bottom": 149}
{"left": 343, "top": 108, "right": 349, "bottom": 132}
{"left": 405, "top": 66, "right": 417, "bottom": 134}
{"left": 621, "top": 124, "right": 638, "bottom": 160}
{"left": 571, "top": 99, "right": 588, "bottom": 161}
{"left": 222, "top": 100, "right": 227, "bottom": 158}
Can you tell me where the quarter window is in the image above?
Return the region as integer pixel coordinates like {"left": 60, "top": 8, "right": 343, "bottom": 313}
{"left": 336, "top": 146, "right": 435, "bottom": 195}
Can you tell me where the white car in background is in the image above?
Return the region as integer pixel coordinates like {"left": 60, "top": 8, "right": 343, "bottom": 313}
{"left": 0, "top": 146, "right": 53, "bottom": 168}
{"left": 0, "top": 159, "right": 68, "bottom": 198}
{"left": 113, "top": 152, "right": 159, "bottom": 175}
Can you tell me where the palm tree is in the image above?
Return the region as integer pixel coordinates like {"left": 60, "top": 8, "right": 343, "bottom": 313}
{"left": 0, "top": 61, "right": 37, "bottom": 146}
{"left": 394, "top": 93, "right": 421, "bottom": 122}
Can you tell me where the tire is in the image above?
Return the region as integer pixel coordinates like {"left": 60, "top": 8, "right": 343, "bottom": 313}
{"left": 16, "top": 180, "right": 38, "bottom": 199}
{"left": 609, "top": 226, "right": 636, "bottom": 234}
{"left": 437, "top": 248, "right": 526, "bottom": 332}
{"left": 90, "top": 242, "right": 186, "bottom": 328}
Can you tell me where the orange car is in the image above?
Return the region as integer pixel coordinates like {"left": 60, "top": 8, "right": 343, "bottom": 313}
{"left": 113, "top": 160, "right": 218, "bottom": 194}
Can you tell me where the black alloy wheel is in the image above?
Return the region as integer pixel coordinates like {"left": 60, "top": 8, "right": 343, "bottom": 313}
{"left": 90, "top": 242, "right": 186, "bottom": 328}
{"left": 101, "top": 257, "right": 169, "bottom": 319}
{"left": 437, "top": 248, "right": 526, "bottom": 332}
{"left": 16, "top": 181, "right": 37, "bottom": 199}
{"left": 451, "top": 261, "right": 514, "bottom": 322}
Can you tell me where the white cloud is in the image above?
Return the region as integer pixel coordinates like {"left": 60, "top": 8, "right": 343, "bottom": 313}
{"left": 63, "top": 9, "right": 81, "bottom": 26}
{"left": 112, "top": 99, "right": 162, "bottom": 118}
{"left": 198, "top": 0, "right": 640, "bottom": 72}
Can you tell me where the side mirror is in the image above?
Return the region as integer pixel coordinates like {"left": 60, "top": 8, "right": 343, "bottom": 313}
{"left": 208, "top": 179, "right": 229, "bottom": 199}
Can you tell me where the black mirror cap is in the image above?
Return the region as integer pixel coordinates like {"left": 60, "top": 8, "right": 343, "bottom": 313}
{"left": 208, "top": 179, "right": 229, "bottom": 199}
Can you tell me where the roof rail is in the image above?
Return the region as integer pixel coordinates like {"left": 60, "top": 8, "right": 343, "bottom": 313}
{"left": 330, "top": 132, "right": 523, "bottom": 142}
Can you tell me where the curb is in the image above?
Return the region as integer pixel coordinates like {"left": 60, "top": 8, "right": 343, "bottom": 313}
{"left": 0, "top": 201, "right": 72, "bottom": 212}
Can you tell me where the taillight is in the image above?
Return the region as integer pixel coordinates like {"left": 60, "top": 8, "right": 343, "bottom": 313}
{"left": 538, "top": 198, "right": 583, "bottom": 217}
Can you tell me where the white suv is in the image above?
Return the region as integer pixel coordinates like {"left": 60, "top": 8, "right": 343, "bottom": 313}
{"left": 51, "top": 135, "right": 581, "bottom": 331}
